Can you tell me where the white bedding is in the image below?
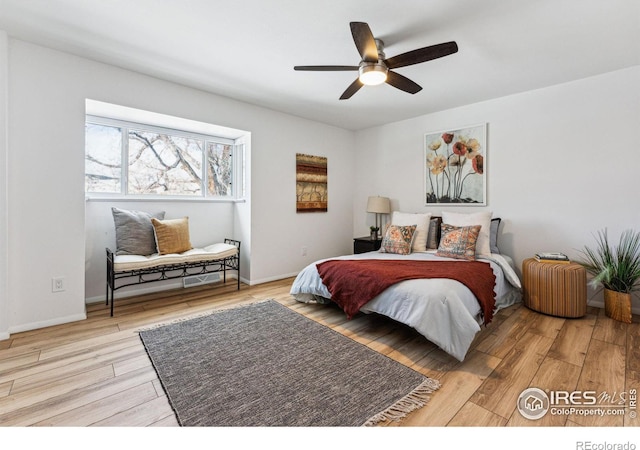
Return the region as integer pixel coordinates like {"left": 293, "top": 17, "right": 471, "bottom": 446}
{"left": 289, "top": 250, "right": 522, "bottom": 361}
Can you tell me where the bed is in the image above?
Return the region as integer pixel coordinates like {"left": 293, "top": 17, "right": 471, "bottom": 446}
{"left": 289, "top": 212, "right": 522, "bottom": 361}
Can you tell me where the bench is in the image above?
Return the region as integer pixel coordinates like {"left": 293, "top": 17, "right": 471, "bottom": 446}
{"left": 106, "top": 238, "right": 240, "bottom": 316}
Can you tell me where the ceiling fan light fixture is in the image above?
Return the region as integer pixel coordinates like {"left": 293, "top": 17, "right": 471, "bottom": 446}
{"left": 294, "top": 22, "right": 458, "bottom": 99}
{"left": 359, "top": 63, "right": 388, "bottom": 86}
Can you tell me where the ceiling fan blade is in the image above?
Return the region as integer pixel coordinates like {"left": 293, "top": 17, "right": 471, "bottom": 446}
{"left": 385, "top": 71, "right": 422, "bottom": 94}
{"left": 385, "top": 41, "right": 458, "bottom": 69}
{"left": 339, "top": 78, "right": 364, "bottom": 100}
{"left": 294, "top": 65, "right": 359, "bottom": 71}
{"left": 350, "top": 22, "right": 379, "bottom": 63}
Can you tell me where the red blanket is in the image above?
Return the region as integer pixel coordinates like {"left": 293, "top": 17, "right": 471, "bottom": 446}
{"left": 316, "top": 259, "right": 497, "bottom": 325}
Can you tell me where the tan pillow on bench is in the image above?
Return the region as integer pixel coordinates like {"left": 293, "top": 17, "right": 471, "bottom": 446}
{"left": 151, "top": 217, "right": 193, "bottom": 255}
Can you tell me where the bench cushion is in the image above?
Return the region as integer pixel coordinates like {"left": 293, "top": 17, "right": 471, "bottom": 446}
{"left": 114, "top": 242, "right": 238, "bottom": 272}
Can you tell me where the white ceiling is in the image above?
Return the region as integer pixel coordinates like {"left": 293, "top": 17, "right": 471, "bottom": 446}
{"left": 0, "top": 0, "right": 638, "bottom": 130}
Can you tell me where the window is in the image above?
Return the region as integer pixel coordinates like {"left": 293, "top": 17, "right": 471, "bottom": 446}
{"left": 85, "top": 115, "right": 243, "bottom": 199}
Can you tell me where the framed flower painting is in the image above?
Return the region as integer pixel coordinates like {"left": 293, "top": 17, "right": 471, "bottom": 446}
{"left": 424, "top": 123, "right": 487, "bottom": 206}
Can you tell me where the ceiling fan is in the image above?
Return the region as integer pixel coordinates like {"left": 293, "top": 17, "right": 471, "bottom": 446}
{"left": 294, "top": 22, "right": 458, "bottom": 100}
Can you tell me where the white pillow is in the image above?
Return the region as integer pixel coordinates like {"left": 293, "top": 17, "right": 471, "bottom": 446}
{"left": 391, "top": 211, "right": 432, "bottom": 252}
{"left": 441, "top": 211, "right": 493, "bottom": 256}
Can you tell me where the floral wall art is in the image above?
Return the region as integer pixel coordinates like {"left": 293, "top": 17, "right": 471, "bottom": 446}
{"left": 424, "top": 123, "right": 487, "bottom": 205}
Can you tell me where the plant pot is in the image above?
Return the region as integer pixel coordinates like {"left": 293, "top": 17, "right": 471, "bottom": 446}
{"left": 603, "top": 288, "right": 632, "bottom": 324}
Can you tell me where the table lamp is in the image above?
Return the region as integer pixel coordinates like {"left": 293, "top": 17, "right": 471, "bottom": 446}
{"left": 366, "top": 196, "right": 391, "bottom": 239}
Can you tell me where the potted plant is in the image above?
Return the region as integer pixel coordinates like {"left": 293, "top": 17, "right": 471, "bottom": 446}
{"left": 369, "top": 226, "right": 380, "bottom": 240}
{"left": 577, "top": 228, "right": 640, "bottom": 323}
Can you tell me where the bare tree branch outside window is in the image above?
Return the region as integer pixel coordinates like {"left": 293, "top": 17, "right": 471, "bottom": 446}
{"left": 85, "top": 120, "right": 235, "bottom": 197}
{"left": 128, "top": 130, "right": 203, "bottom": 196}
{"left": 207, "top": 142, "right": 233, "bottom": 196}
{"left": 85, "top": 123, "right": 122, "bottom": 193}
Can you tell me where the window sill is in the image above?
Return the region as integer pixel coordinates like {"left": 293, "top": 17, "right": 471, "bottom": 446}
{"left": 85, "top": 195, "right": 246, "bottom": 204}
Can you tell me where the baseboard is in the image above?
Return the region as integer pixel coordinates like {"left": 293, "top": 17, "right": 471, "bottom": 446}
{"left": 85, "top": 273, "right": 296, "bottom": 303}
{"left": 85, "top": 274, "right": 241, "bottom": 304}
{"left": 8, "top": 312, "right": 87, "bottom": 335}
{"left": 246, "top": 272, "right": 299, "bottom": 286}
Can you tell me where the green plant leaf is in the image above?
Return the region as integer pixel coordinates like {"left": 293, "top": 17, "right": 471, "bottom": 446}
{"left": 577, "top": 228, "right": 640, "bottom": 293}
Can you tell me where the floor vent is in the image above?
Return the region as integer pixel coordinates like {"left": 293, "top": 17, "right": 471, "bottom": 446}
{"left": 183, "top": 273, "right": 221, "bottom": 288}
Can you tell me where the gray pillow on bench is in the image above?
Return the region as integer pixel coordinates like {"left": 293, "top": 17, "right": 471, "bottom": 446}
{"left": 112, "top": 207, "right": 165, "bottom": 256}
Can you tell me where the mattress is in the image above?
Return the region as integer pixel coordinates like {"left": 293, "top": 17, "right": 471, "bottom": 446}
{"left": 290, "top": 250, "right": 522, "bottom": 361}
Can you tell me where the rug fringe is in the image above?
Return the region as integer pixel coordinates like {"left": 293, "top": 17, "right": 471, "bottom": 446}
{"left": 362, "top": 377, "right": 441, "bottom": 426}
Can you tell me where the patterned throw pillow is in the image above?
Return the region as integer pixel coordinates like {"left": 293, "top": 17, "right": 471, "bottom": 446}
{"left": 391, "top": 211, "right": 432, "bottom": 252}
{"left": 441, "top": 211, "right": 492, "bottom": 257}
{"left": 436, "top": 223, "right": 481, "bottom": 260}
{"left": 380, "top": 224, "right": 417, "bottom": 255}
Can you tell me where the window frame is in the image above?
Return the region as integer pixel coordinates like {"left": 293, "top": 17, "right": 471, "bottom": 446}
{"left": 85, "top": 115, "right": 244, "bottom": 202}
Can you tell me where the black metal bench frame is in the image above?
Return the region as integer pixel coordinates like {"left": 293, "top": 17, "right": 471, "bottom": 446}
{"left": 106, "top": 238, "right": 240, "bottom": 316}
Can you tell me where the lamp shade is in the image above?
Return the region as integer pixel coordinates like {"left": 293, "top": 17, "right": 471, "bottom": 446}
{"left": 366, "top": 196, "right": 391, "bottom": 214}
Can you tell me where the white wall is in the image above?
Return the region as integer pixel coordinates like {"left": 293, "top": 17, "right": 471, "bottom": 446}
{"left": 4, "top": 37, "right": 355, "bottom": 335}
{"left": 354, "top": 66, "right": 640, "bottom": 311}
{"left": 8, "top": 39, "right": 88, "bottom": 332}
{"left": 0, "top": 32, "right": 9, "bottom": 340}
{"left": 248, "top": 118, "right": 355, "bottom": 283}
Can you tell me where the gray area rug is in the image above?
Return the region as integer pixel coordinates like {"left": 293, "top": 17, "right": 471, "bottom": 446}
{"left": 139, "top": 300, "right": 440, "bottom": 426}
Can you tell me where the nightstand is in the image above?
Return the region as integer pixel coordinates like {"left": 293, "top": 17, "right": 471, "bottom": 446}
{"left": 353, "top": 236, "right": 382, "bottom": 254}
{"left": 522, "top": 258, "right": 587, "bottom": 318}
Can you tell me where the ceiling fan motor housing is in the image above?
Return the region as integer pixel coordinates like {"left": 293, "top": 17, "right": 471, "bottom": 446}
{"left": 359, "top": 39, "right": 387, "bottom": 85}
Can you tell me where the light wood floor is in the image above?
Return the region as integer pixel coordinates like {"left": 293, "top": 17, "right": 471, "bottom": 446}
{"left": 0, "top": 277, "right": 638, "bottom": 427}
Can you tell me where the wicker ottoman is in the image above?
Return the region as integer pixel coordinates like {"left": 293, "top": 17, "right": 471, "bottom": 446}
{"left": 522, "top": 258, "right": 587, "bottom": 318}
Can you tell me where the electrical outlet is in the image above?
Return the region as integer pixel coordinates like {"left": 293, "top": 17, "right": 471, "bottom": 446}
{"left": 301, "top": 246, "right": 307, "bottom": 256}
{"left": 52, "top": 277, "right": 65, "bottom": 293}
